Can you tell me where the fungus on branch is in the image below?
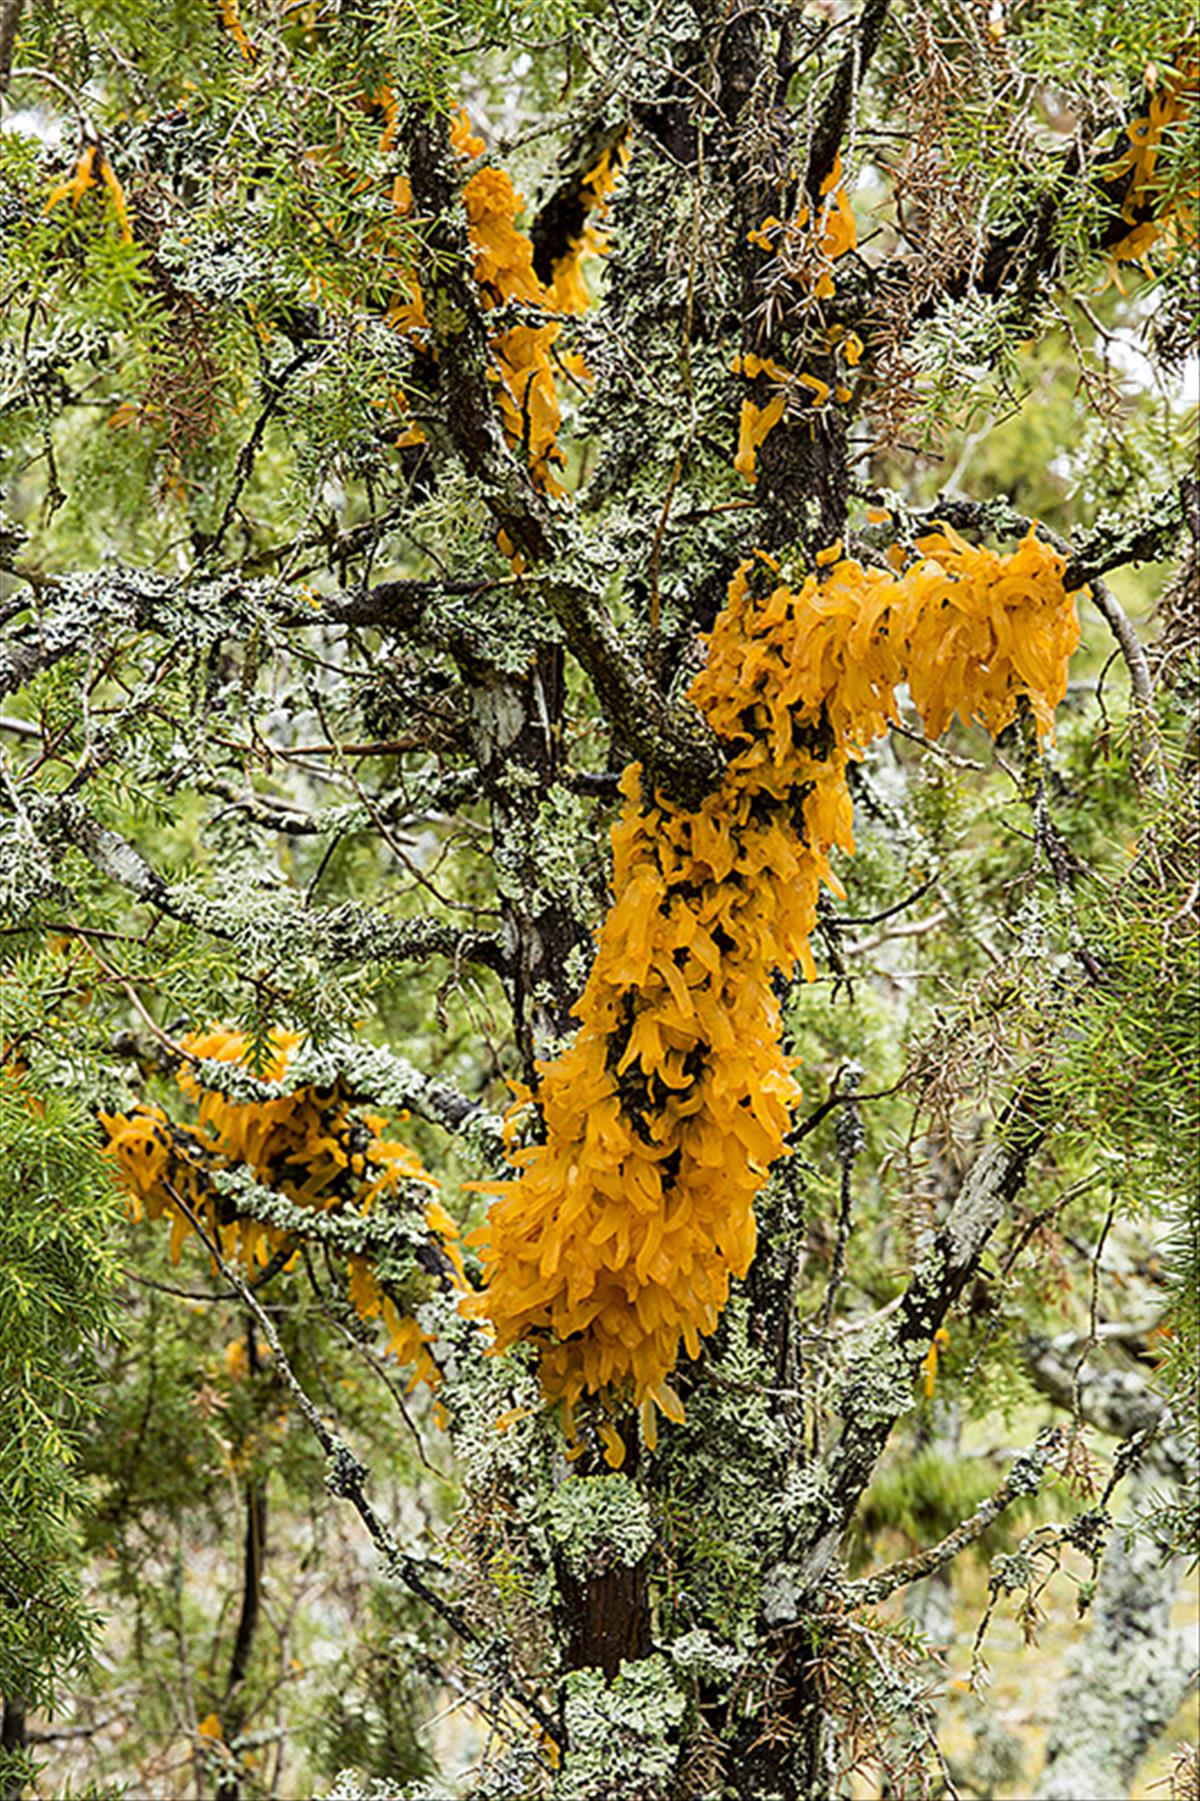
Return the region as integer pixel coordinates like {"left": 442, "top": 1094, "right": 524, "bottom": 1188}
{"left": 468, "top": 526, "right": 1084, "bottom": 1454}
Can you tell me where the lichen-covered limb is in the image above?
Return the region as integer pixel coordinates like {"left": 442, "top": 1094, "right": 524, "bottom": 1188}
{"left": 1023, "top": 1331, "right": 1189, "bottom": 1480}
{"left": 197, "top": 767, "right": 483, "bottom": 843}
{"left": 844, "top": 1428, "right": 1065, "bottom": 1609}
{"left": 1034, "top": 1470, "right": 1199, "bottom": 1801}
{"left": 543, "top": 573, "right": 727, "bottom": 808}
{"left": 0, "top": 560, "right": 501, "bottom": 683}
{"left": 316, "top": 575, "right": 499, "bottom": 631}
{"left": 0, "top": 564, "right": 496, "bottom": 692}
{"left": 207, "top": 1165, "right": 429, "bottom": 1267}
{"left": 1062, "top": 475, "right": 1199, "bottom": 592}
{"left": 405, "top": 111, "right": 726, "bottom": 809}
{"left": 791, "top": 1105, "right": 1045, "bottom": 1597}
{"left": 188, "top": 1036, "right": 504, "bottom": 1151}
{"left": 0, "top": 570, "right": 151, "bottom": 701}
{"left": 41, "top": 797, "right": 509, "bottom": 975}
{"left": 1, "top": 557, "right": 725, "bottom": 807}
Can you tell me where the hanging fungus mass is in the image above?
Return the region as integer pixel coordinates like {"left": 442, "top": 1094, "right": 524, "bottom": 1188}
{"left": 101, "top": 1028, "right": 459, "bottom": 1401}
{"left": 465, "top": 526, "right": 1084, "bottom": 1456}
{"left": 1104, "top": 50, "right": 1198, "bottom": 282}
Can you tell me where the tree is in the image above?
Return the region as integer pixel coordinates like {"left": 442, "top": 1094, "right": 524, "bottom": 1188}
{"left": 0, "top": 0, "right": 1197, "bottom": 1794}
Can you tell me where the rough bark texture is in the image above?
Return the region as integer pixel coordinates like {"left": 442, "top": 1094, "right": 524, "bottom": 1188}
{"left": 556, "top": 1546, "right": 654, "bottom": 1683}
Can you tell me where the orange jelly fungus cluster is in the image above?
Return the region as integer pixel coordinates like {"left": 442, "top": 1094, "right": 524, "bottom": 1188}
{"left": 1106, "top": 50, "right": 1198, "bottom": 280}
{"left": 100, "top": 1028, "right": 461, "bottom": 1398}
{"left": 735, "top": 155, "right": 861, "bottom": 483}
{"left": 387, "top": 109, "right": 629, "bottom": 498}
{"left": 215, "top": 0, "right": 256, "bottom": 62}
{"left": 44, "top": 141, "right": 133, "bottom": 245}
{"left": 466, "top": 525, "right": 1083, "bottom": 1460}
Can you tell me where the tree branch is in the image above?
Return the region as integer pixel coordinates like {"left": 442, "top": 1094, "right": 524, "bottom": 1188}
{"left": 183, "top": 1032, "right": 505, "bottom": 1150}
{"left": 844, "top": 1427, "right": 1065, "bottom": 1608}
{"left": 788, "top": 1093, "right": 1046, "bottom": 1599}
{"left": 1062, "top": 477, "right": 1199, "bottom": 593}
{"left": 405, "top": 108, "right": 727, "bottom": 807}
{"left": 1023, "top": 1332, "right": 1189, "bottom": 1480}
{"left": 804, "top": 0, "right": 892, "bottom": 198}
{"left": 1, "top": 548, "right": 727, "bottom": 806}
{"left": 42, "top": 799, "right": 510, "bottom": 975}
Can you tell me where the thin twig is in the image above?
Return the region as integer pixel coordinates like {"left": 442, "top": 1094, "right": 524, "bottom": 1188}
{"left": 846, "top": 1428, "right": 1066, "bottom": 1607}
{"left": 819, "top": 1063, "right": 864, "bottom": 1337}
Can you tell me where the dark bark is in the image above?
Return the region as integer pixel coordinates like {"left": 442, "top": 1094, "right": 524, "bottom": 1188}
{"left": 530, "top": 121, "right": 631, "bottom": 284}
{"left": 213, "top": 1477, "right": 266, "bottom": 1801}
{"left": 0, "top": 0, "right": 24, "bottom": 95}
{"left": 556, "top": 1544, "right": 654, "bottom": 1682}
{"left": 718, "top": 0, "right": 858, "bottom": 562}
{"left": 803, "top": 0, "right": 892, "bottom": 199}
{"left": 215, "top": 1324, "right": 268, "bottom": 1801}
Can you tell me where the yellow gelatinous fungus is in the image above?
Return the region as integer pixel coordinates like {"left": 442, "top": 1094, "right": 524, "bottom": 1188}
{"left": 731, "top": 354, "right": 792, "bottom": 483}
{"left": 466, "top": 526, "right": 1082, "bottom": 1455}
{"left": 385, "top": 110, "right": 629, "bottom": 500}
{"left": 215, "top": 0, "right": 256, "bottom": 62}
{"left": 44, "top": 138, "right": 135, "bottom": 245}
{"left": 44, "top": 144, "right": 97, "bottom": 213}
{"left": 100, "top": 1027, "right": 453, "bottom": 1399}
{"left": 1104, "top": 51, "right": 1198, "bottom": 283}
{"left": 797, "top": 153, "right": 858, "bottom": 298}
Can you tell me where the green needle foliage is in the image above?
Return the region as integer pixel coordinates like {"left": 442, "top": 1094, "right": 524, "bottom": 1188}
{"left": 0, "top": 996, "right": 122, "bottom": 1796}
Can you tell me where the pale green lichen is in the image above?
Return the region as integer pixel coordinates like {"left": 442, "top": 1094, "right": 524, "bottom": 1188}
{"left": 557, "top": 1654, "right": 687, "bottom": 1801}
{"left": 492, "top": 778, "right": 600, "bottom": 923}
{"left": 780, "top": 1461, "right": 832, "bottom": 1542}
{"left": 545, "top": 1474, "right": 655, "bottom": 1578}
{"left": 318, "top": 1772, "right": 448, "bottom": 1800}
{"left": 836, "top": 1324, "right": 916, "bottom": 1428}
{"left": 664, "top": 1627, "right": 743, "bottom": 1684}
